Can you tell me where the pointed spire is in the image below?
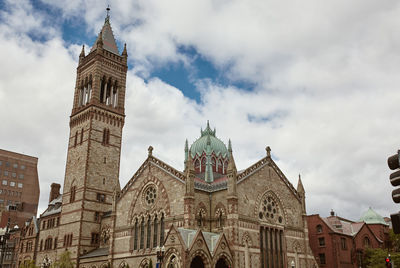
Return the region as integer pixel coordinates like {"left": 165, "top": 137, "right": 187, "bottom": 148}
{"left": 184, "top": 139, "right": 189, "bottom": 163}
{"left": 122, "top": 43, "right": 128, "bottom": 57}
{"left": 80, "top": 45, "right": 85, "bottom": 58}
{"left": 227, "top": 151, "right": 236, "bottom": 173}
{"left": 90, "top": 7, "right": 120, "bottom": 55}
{"left": 228, "top": 139, "right": 232, "bottom": 153}
{"left": 79, "top": 45, "right": 85, "bottom": 63}
{"left": 185, "top": 149, "right": 194, "bottom": 173}
{"left": 297, "top": 174, "right": 305, "bottom": 193}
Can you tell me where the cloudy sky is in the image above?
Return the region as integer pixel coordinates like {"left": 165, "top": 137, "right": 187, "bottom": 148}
{"left": 1, "top": 0, "right": 399, "bottom": 221}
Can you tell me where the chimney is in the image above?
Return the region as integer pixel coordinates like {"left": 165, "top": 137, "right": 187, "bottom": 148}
{"left": 49, "top": 183, "right": 61, "bottom": 203}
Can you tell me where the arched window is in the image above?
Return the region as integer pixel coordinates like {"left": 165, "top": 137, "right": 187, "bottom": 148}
{"left": 70, "top": 186, "right": 76, "bottom": 203}
{"left": 100, "top": 76, "right": 106, "bottom": 104}
{"left": 218, "top": 159, "right": 223, "bottom": 173}
{"left": 153, "top": 216, "right": 158, "bottom": 248}
{"left": 160, "top": 213, "right": 165, "bottom": 246}
{"left": 194, "top": 159, "right": 201, "bottom": 173}
{"left": 218, "top": 211, "right": 223, "bottom": 228}
{"left": 201, "top": 157, "right": 206, "bottom": 172}
{"left": 133, "top": 219, "right": 138, "bottom": 250}
{"left": 74, "top": 131, "right": 78, "bottom": 147}
{"left": 20, "top": 242, "right": 23, "bottom": 253}
{"left": 364, "top": 236, "right": 370, "bottom": 247}
{"left": 211, "top": 157, "right": 216, "bottom": 172}
{"left": 54, "top": 237, "right": 58, "bottom": 249}
{"left": 102, "top": 129, "right": 110, "bottom": 145}
{"left": 140, "top": 218, "right": 145, "bottom": 249}
{"left": 146, "top": 216, "right": 151, "bottom": 248}
{"left": 317, "top": 224, "right": 323, "bottom": 233}
{"left": 198, "top": 211, "right": 203, "bottom": 227}
{"left": 80, "top": 128, "right": 84, "bottom": 144}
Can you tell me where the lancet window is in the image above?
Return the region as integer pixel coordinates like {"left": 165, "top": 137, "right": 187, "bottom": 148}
{"left": 78, "top": 76, "right": 92, "bottom": 107}
{"left": 131, "top": 212, "right": 165, "bottom": 251}
{"left": 100, "top": 77, "right": 118, "bottom": 107}
{"left": 260, "top": 227, "right": 284, "bottom": 268}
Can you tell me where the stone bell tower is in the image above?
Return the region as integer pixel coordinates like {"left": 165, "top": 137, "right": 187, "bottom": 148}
{"left": 58, "top": 10, "right": 127, "bottom": 263}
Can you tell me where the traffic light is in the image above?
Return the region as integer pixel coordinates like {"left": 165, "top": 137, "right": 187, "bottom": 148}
{"left": 388, "top": 150, "right": 400, "bottom": 203}
{"left": 385, "top": 256, "right": 392, "bottom": 268}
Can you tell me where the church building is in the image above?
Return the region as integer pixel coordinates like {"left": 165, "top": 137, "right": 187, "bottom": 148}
{"left": 26, "top": 11, "right": 317, "bottom": 268}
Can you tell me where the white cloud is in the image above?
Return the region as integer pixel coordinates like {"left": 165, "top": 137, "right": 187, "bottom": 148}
{"left": 1, "top": 0, "right": 400, "bottom": 221}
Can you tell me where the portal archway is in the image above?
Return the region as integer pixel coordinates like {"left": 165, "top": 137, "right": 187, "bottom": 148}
{"left": 215, "top": 258, "right": 229, "bottom": 268}
{"left": 190, "top": 256, "right": 205, "bottom": 268}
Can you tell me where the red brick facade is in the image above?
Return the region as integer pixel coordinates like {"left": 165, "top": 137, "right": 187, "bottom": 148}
{"left": 307, "top": 212, "right": 384, "bottom": 268}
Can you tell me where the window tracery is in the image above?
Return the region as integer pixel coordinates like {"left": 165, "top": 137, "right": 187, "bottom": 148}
{"left": 258, "top": 193, "right": 284, "bottom": 225}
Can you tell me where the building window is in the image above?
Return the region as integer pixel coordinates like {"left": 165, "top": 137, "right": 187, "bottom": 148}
{"left": 20, "top": 165, "right": 25, "bottom": 170}
{"left": 18, "top": 174, "right": 24, "bottom": 179}
{"left": 1, "top": 180, "right": 6, "bottom": 186}
{"left": 134, "top": 219, "right": 138, "bottom": 250}
{"left": 140, "top": 218, "right": 145, "bottom": 249}
{"left": 146, "top": 216, "right": 151, "bottom": 248}
{"left": 94, "top": 212, "right": 100, "bottom": 222}
{"left": 44, "top": 237, "right": 53, "bottom": 250}
{"left": 319, "top": 253, "right": 326, "bottom": 265}
{"left": 54, "top": 237, "right": 58, "bottom": 249}
{"left": 96, "top": 193, "right": 105, "bottom": 202}
{"left": 3, "top": 171, "right": 8, "bottom": 176}
{"left": 102, "top": 128, "right": 110, "bottom": 145}
{"left": 153, "top": 216, "right": 158, "bottom": 248}
{"left": 70, "top": 186, "right": 76, "bottom": 203}
{"left": 364, "top": 237, "right": 370, "bottom": 247}
{"left": 160, "top": 213, "right": 165, "bottom": 246}
{"left": 11, "top": 173, "right": 16, "bottom": 178}
{"left": 13, "top": 163, "right": 18, "bottom": 169}
{"left": 91, "top": 233, "right": 99, "bottom": 245}
{"left": 341, "top": 237, "right": 347, "bottom": 250}
{"left": 40, "top": 240, "right": 43, "bottom": 251}
{"left": 10, "top": 182, "right": 15, "bottom": 187}
{"left": 18, "top": 183, "right": 23, "bottom": 188}
{"left": 5, "top": 162, "right": 9, "bottom": 167}
{"left": 319, "top": 237, "right": 325, "bottom": 247}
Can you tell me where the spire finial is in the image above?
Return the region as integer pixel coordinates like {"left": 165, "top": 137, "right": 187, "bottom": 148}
{"left": 266, "top": 146, "right": 271, "bottom": 157}
{"left": 79, "top": 45, "right": 85, "bottom": 60}
{"left": 106, "top": 5, "right": 110, "bottom": 19}
{"left": 228, "top": 139, "right": 232, "bottom": 153}
{"left": 148, "top": 146, "right": 153, "bottom": 156}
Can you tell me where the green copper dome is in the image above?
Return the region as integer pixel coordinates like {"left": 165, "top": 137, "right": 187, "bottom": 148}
{"left": 359, "top": 207, "right": 388, "bottom": 226}
{"left": 189, "top": 121, "right": 229, "bottom": 159}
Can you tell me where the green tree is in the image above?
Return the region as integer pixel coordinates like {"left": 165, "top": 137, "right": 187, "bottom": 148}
{"left": 51, "top": 251, "right": 74, "bottom": 268}
{"left": 148, "top": 259, "right": 153, "bottom": 268}
{"left": 19, "top": 260, "right": 39, "bottom": 268}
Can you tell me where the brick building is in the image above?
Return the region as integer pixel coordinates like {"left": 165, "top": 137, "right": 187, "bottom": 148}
{"left": 9, "top": 11, "right": 318, "bottom": 268}
{"left": 307, "top": 209, "right": 387, "bottom": 268}
{"left": 0, "top": 149, "right": 40, "bottom": 229}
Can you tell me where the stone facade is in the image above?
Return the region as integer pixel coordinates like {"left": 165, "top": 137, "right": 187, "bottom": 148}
{"left": 9, "top": 13, "right": 318, "bottom": 268}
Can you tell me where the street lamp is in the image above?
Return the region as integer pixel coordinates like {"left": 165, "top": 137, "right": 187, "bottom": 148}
{"left": 42, "top": 256, "right": 51, "bottom": 268}
{"left": 156, "top": 246, "right": 166, "bottom": 266}
{"left": 291, "top": 260, "right": 295, "bottom": 268}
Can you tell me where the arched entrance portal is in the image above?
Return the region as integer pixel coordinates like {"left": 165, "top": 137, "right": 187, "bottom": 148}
{"left": 215, "top": 258, "right": 229, "bottom": 268}
{"left": 190, "top": 256, "right": 205, "bottom": 268}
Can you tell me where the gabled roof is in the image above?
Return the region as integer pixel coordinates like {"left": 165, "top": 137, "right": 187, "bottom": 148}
{"left": 360, "top": 207, "right": 389, "bottom": 226}
{"left": 41, "top": 194, "right": 62, "bottom": 217}
{"left": 178, "top": 228, "right": 221, "bottom": 255}
{"left": 119, "top": 155, "right": 185, "bottom": 200}
{"left": 91, "top": 15, "right": 120, "bottom": 55}
{"left": 237, "top": 155, "right": 300, "bottom": 201}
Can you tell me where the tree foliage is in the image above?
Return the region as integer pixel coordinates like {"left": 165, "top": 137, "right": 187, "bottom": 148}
{"left": 51, "top": 251, "right": 74, "bottom": 268}
{"left": 364, "top": 248, "right": 400, "bottom": 267}
{"left": 19, "top": 260, "right": 39, "bottom": 268}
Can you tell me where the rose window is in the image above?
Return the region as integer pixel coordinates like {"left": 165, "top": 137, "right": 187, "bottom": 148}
{"left": 144, "top": 185, "right": 157, "bottom": 206}
{"left": 258, "top": 196, "right": 283, "bottom": 224}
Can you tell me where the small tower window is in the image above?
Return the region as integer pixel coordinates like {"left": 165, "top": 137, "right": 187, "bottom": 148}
{"left": 134, "top": 219, "right": 138, "bottom": 250}
{"left": 80, "top": 128, "right": 84, "bottom": 144}
{"left": 102, "top": 128, "right": 110, "bottom": 145}
{"left": 74, "top": 131, "right": 78, "bottom": 147}
{"left": 70, "top": 186, "right": 76, "bottom": 203}
{"left": 160, "top": 213, "right": 165, "bottom": 246}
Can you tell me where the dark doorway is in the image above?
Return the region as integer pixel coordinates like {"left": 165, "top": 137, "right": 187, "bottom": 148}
{"left": 190, "top": 256, "right": 205, "bottom": 268}
{"left": 215, "top": 258, "right": 229, "bottom": 268}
